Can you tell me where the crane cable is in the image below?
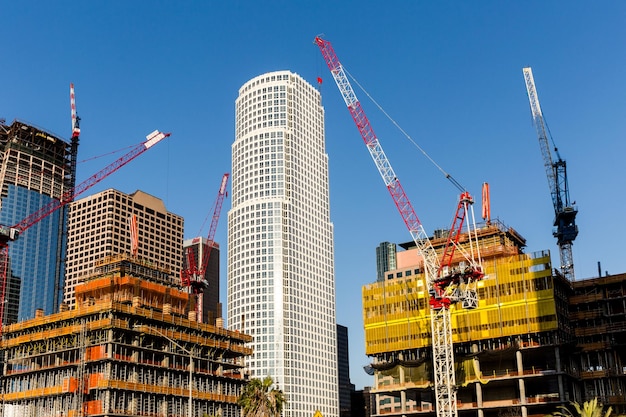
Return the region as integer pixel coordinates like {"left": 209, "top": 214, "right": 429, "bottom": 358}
{"left": 344, "top": 67, "right": 466, "bottom": 193}
{"left": 541, "top": 111, "right": 563, "bottom": 161}
{"left": 76, "top": 144, "right": 137, "bottom": 164}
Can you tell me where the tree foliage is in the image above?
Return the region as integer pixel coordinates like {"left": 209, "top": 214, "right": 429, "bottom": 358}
{"left": 238, "top": 376, "right": 286, "bottom": 417}
{"left": 548, "top": 398, "right": 613, "bottom": 417}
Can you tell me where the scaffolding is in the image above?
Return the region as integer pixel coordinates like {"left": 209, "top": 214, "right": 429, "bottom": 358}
{"left": 0, "top": 255, "right": 252, "bottom": 417}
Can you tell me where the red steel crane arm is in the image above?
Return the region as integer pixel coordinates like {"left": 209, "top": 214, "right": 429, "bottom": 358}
{"left": 316, "top": 36, "right": 484, "bottom": 417}
{"left": 199, "top": 173, "right": 229, "bottom": 276}
{"left": 10, "top": 130, "right": 170, "bottom": 236}
{"left": 438, "top": 191, "right": 473, "bottom": 275}
{"left": 181, "top": 173, "right": 229, "bottom": 289}
{"left": 314, "top": 36, "right": 440, "bottom": 283}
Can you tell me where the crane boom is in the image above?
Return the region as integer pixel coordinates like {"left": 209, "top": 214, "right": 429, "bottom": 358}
{"left": 315, "top": 36, "right": 486, "bottom": 417}
{"left": 314, "top": 36, "right": 440, "bottom": 283}
{"left": 523, "top": 67, "right": 578, "bottom": 280}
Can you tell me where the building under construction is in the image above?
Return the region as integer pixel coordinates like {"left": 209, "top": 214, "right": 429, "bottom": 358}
{"left": 363, "top": 220, "right": 626, "bottom": 417}
{"left": 0, "top": 253, "right": 252, "bottom": 417}
{"left": 569, "top": 273, "right": 626, "bottom": 408}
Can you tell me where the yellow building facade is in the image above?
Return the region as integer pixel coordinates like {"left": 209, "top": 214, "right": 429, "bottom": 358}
{"left": 363, "top": 221, "right": 574, "bottom": 417}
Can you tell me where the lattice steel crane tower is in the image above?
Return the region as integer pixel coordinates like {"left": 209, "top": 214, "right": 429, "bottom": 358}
{"left": 523, "top": 67, "right": 578, "bottom": 281}
{"left": 315, "top": 36, "right": 483, "bottom": 417}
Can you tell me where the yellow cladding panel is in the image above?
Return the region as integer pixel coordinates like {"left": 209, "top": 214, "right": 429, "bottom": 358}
{"left": 363, "top": 252, "right": 558, "bottom": 355}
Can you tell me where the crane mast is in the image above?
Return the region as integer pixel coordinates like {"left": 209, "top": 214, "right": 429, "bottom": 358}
{"left": 523, "top": 67, "right": 578, "bottom": 281}
{"left": 315, "top": 36, "right": 483, "bottom": 417}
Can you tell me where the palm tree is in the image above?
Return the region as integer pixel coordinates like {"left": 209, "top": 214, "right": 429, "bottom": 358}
{"left": 238, "top": 376, "right": 286, "bottom": 417}
{"left": 549, "top": 398, "right": 613, "bottom": 417}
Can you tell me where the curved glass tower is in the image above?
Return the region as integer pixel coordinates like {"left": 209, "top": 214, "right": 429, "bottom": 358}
{"left": 228, "top": 71, "right": 338, "bottom": 417}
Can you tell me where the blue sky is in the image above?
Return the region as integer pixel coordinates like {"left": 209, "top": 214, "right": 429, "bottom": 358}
{"left": 2, "top": 1, "right": 625, "bottom": 390}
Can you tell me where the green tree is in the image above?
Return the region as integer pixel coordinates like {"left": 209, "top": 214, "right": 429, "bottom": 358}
{"left": 548, "top": 398, "right": 612, "bottom": 417}
{"left": 238, "top": 376, "right": 286, "bottom": 417}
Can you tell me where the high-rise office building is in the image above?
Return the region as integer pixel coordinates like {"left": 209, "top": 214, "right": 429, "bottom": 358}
{"left": 376, "top": 241, "right": 397, "bottom": 282}
{"left": 228, "top": 70, "right": 338, "bottom": 417}
{"left": 0, "top": 120, "right": 77, "bottom": 322}
{"left": 338, "top": 324, "right": 355, "bottom": 417}
{"left": 182, "top": 236, "right": 221, "bottom": 324}
{"left": 64, "top": 188, "right": 184, "bottom": 308}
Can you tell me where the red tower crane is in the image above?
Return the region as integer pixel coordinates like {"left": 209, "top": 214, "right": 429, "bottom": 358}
{"left": 180, "top": 173, "right": 229, "bottom": 322}
{"left": 314, "top": 36, "right": 483, "bottom": 417}
{"left": 0, "top": 129, "right": 171, "bottom": 331}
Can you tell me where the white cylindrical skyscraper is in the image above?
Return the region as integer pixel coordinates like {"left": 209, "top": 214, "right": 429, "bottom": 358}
{"left": 228, "top": 70, "right": 338, "bottom": 417}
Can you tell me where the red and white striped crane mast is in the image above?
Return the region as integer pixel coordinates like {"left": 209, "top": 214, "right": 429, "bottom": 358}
{"left": 180, "top": 173, "right": 229, "bottom": 322}
{"left": 314, "top": 36, "right": 483, "bottom": 417}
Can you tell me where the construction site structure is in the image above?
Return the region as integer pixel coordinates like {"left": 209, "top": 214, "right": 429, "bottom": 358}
{"left": 363, "top": 220, "right": 626, "bottom": 417}
{"left": 568, "top": 272, "right": 626, "bottom": 409}
{"left": 0, "top": 253, "right": 252, "bottom": 417}
{"left": 523, "top": 68, "right": 578, "bottom": 281}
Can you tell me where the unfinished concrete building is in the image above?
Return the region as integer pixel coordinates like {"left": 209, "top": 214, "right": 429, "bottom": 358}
{"left": 363, "top": 220, "right": 583, "bottom": 417}
{"left": 0, "top": 253, "right": 251, "bottom": 417}
{"left": 569, "top": 273, "right": 626, "bottom": 409}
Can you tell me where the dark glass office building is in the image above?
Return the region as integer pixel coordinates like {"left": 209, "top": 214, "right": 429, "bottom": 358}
{"left": 0, "top": 120, "right": 76, "bottom": 322}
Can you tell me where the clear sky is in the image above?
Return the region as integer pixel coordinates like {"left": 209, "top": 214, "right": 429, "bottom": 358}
{"left": 2, "top": 1, "right": 625, "bottom": 390}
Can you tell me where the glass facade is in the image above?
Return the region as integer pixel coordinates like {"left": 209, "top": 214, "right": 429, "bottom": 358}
{"left": 0, "top": 121, "right": 73, "bottom": 323}
{"left": 0, "top": 185, "right": 65, "bottom": 321}
{"left": 376, "top": 241, "right": 397, "bottom": 282}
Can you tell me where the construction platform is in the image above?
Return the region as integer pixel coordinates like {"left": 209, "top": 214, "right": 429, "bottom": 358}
{"left": 0, "top": 254, "right": 252, "bottom": 417}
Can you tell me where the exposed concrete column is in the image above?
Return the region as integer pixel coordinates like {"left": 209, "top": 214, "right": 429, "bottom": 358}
{"left": 476, "top": 382, "right": 484, "bottom": 417}
{"left": 516, "top": 350, "right": 526, "bottom": 400}
{"left": 398, "top": 358, "right": 406, "bottom": 412}
{"left": 516, "top": 350, "right": 528, "bottom": 417}
{"left": 554, "top": 346, "right": 562, "bottom": 372}
{"left": 375, "top": 392, "right": 381, "bottom": 415}
{"left": 556, "top": 346, "right": 565, "bottom": 401}
{"left": 473, "top": 344, "right": 484, "bottom": 417}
